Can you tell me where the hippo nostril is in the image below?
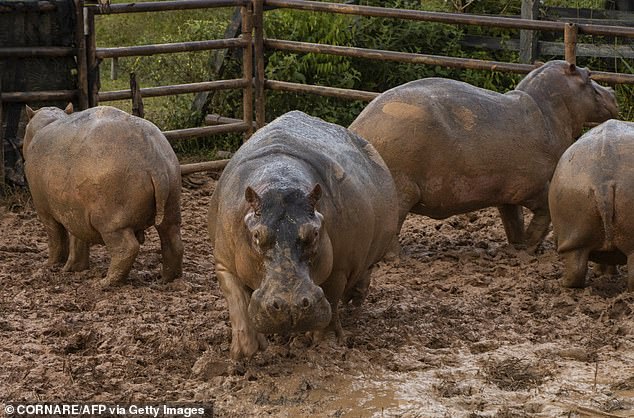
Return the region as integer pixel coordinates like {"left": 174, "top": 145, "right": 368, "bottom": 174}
{"left": 272, "top": 300, "right": 281, "bottom": 311}
{"left": 301, "top": 297, "right": 310, "bottom": 308}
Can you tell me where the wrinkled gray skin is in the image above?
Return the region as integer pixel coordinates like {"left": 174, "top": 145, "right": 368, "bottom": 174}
{"left": 208, "top": 111, "right": 398, "bottom": 360}
{"left": 549, "top": 120, "right": 634, "bottom": 291}
{"left": 23, "top": 105, "right": 183, "bottom": 287}
{"left": 350, "top": 61, "right": 618, "bottom": 253}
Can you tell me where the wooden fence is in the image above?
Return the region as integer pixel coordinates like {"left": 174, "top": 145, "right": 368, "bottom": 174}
{"left": 2, "top": 0, "right": 634, "bottom": 180}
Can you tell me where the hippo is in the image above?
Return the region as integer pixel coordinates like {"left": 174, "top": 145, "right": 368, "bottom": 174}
{"left": 208, "top": 111, "right": 398, "bottom": 360}
{"left": 23, "top": 104, "right": 183, "bottom": 287}
{"left": 549, "top": 120, "right": 634, "bottom": 291}
{"left": 349, "top": 61, "right": 618, "bottom": 253}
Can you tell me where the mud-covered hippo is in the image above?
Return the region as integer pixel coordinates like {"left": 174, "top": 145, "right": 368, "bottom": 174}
{"left": 549, "top": 120, "right": 634, "bottom": 291}
{"left": 349, "top": 61, "right": 618, "bottom": 252}
{"left": 208, "top": 111, "right": 398, "bottom": 360}
{"left": 23, "top": 104, "right": 183, "bottom": 287}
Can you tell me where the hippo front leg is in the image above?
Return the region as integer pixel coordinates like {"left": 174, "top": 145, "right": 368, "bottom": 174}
{"left": 310, "top": 272, "right": 346, "bottom": 344}
{"left": 216, "top": 263, "right": 267, "bottom": 360}
{"left": 525, "top": 206, "right": 551, "bottom": 254}
{"left": 497, "top": 204, "right": 525, "bottom": 248}
{"left": 40, "top": 215, "right": 69, "bottom": 265}
{"left": 63, "top": 234, "right": 90, "bottom": 272}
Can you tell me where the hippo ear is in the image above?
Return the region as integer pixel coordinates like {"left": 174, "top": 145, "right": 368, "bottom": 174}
{"left": 25, "top": 105, "right": 35, "bottom": 121}
{"left": 64, "top": 102, "right": 74, "bottom": 114}
{"left": 308, "top": 184, "right": 322, "bottom": 209}
{"left": 565, "top": 63, "right": 577, "bottom": 75}
{"left": 245, "top": 186, "right": 261, "bottom": 214}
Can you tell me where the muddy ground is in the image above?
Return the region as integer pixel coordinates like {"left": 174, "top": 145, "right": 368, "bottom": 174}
{"left": 1, "top": 174, "right": 633, "bottom": 417}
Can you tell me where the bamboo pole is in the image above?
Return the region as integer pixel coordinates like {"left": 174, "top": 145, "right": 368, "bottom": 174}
{"left": 253, "top": 0, "right": 265, "bottom": 128}
{"left": 241, "top": 3, "right": 254, "bottom": 139}
{"left": 98, "top": 78, "right": 248, "bottom": 102}
{"left": 75, "top": 0, "right": 89, "bottom": 109}
{"left": 564, "top": 23, "right": 578, "bottom": 65}
{"left": 96, "top": 38, "right": 246, "bottom": 59}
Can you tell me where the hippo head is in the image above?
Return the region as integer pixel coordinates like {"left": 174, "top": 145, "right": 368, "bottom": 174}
{"left": 244, "top": 184, "right": 332, "bottom": 335}
{"left": 23, "top": 103, "right": 73, "bottom": 156}
{"left": 517, "top": 61, "right": 618, "bottom": 136}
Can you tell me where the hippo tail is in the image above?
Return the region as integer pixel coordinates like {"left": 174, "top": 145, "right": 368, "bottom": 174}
{"left": 593, "top": 181, "right": 616, "bottom": 246}
{"left": 151, "top": 172, "right": 169, "bottom": 226}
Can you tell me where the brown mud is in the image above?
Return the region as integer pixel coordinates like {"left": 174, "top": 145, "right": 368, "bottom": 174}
{"left": 1, "top": 174, "right": 633, "bottom": 417}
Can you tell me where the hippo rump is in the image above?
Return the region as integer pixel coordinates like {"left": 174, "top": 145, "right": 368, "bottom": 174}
{"left": 208, "top": 111, "right": 398, "bottom": 360}
{"left": 549, "top": 120, "right": 634, "bottom": 291}
{"left": 23, "top": 104, "right": 183, "bottom": 287}
{"left": 349, "top": 61, "right": 618, "bottom": 253}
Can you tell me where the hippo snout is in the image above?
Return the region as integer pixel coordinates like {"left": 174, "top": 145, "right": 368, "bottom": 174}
{"left": 248, "top": 282, "right": 331, "bottom": 334}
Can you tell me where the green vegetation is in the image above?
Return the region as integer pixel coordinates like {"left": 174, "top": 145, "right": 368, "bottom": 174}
{"left": 94, "top": 0, "right": 633, "bottom": 155}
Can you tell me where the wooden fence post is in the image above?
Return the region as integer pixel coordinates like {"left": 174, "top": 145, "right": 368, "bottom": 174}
{"left": 0, "top": 79, "right": 4, "bottom": 190}
{"left": 130, "top": 72, "right": 144, "bottom": 118}
{"left": 564, "top": 23, "right": 578, "bottom": 65}
{"left": 241, "top": 2, "right": 254, "bottom": 140}
{"left": 520, "top": 0, "right": 539, "bottom": 64}
{"left": 85, "top": 7, "right": 99, "bottom": 107}
{"left": 75, "top": 0, "right": 89, "bottom": 109}
{"left": 254, "top": 0, "right": 265, "bottom": 128}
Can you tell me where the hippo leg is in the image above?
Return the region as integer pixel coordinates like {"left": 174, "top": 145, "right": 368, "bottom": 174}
{"left": 63, "top": 234, "right": 90, "bottom": 272}
{"left": 216, "top": 263, "right": 267, "bottom": 360}
{"left": 560, "top": 249, "right": 590, "bottom": 288}
{"left": 311, "top": 272, "right": 346, "bottom": 343}
{"left": 628, "top": 255, "right": 634, "bottom": 292}
{"left": 41, "top": 215, "right": 69, "bottom": 265}
{"left": 497, "top": 204, "right": 525, "bottom": 248}
{"left": 100, "top": 228, "right": 140, "bottom": 287}
{"left": 156, "top": 223, "right": 183, "bottom": 282}
{"left": 343, "top": 265, "right": 377, "bottom": 306}
{"left": 525, "top": 207, "right": 551, "bottom": 254}
{"left": 593, "top": 263, "right": 618, "bottom": 276}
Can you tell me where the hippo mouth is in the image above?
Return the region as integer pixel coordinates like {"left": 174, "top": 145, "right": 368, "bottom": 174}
{"left": 248, "top": 291, "right": 332, "bottom": 335}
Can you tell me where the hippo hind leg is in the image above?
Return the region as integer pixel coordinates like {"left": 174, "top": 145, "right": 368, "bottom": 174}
{"left": 100, "top": 228, "right": 140, "bottom": 287}
{"left": 63, "top": 234, "right": 90, "bottom": 272}
{"left": 560, "top": 248, "right": 590, "bottom": 288}
{"left": 156, "top": 222, "right": 183, "bottom": 283}
{"left": 498, "top": 204, "right": 525, "bottom": 248}
{"left": 41, "top": 215, "right": 69, "bottom": 265}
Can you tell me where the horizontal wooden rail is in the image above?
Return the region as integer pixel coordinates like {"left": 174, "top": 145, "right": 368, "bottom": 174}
{"left": 164, "top": 122, "right": 249, "bottom": 140}
{"left": 590, "top": 70, "right": 634, "bottom": 84}
{"left": 264, "top": 0, "right": 634, "bottom": 38}
{"left": 98, "top": 78, "right": 248, "bottom": 102}
{"left": 93, "top": 0, "right": 247, "bottom": 15}
{"left": 0, "top": 0, "right": 55, "bottom": 12}
{"left": 181, "top": 159, "right": 229, "bottom": 175}
{"left": 0, "top": 90, "right": 76, "bottom": 102}
{"left": 264, "top": 38, "right": 534, "bottom": 74}
{"left": 205, "top": 113, "right": 257, "bottom": 128}
{"left": 96, "top": 38, "right": 246, "bottom": 59}
{"left": 266, "top": 80, "right": 378, "bottom": 101}
{"left": 0, "top": 46, "right": 75, "bottom": 58}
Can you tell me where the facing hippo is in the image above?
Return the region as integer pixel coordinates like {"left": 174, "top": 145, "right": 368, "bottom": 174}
{"left": 349, "top": 60, "right": 618, "bottom": 253}
{"left": 208, "top": 111, "right": 398, "bottom": 360}
{"left": 23, "top": 104, "right": 183, "bottom": 287}
{"left": 549, "top": 120, "right": 634, "bottom": 291}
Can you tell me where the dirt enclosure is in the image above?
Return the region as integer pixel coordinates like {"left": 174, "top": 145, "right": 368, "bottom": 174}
{"left": 1, "top": 173, "right": 634, "bottom": 417}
